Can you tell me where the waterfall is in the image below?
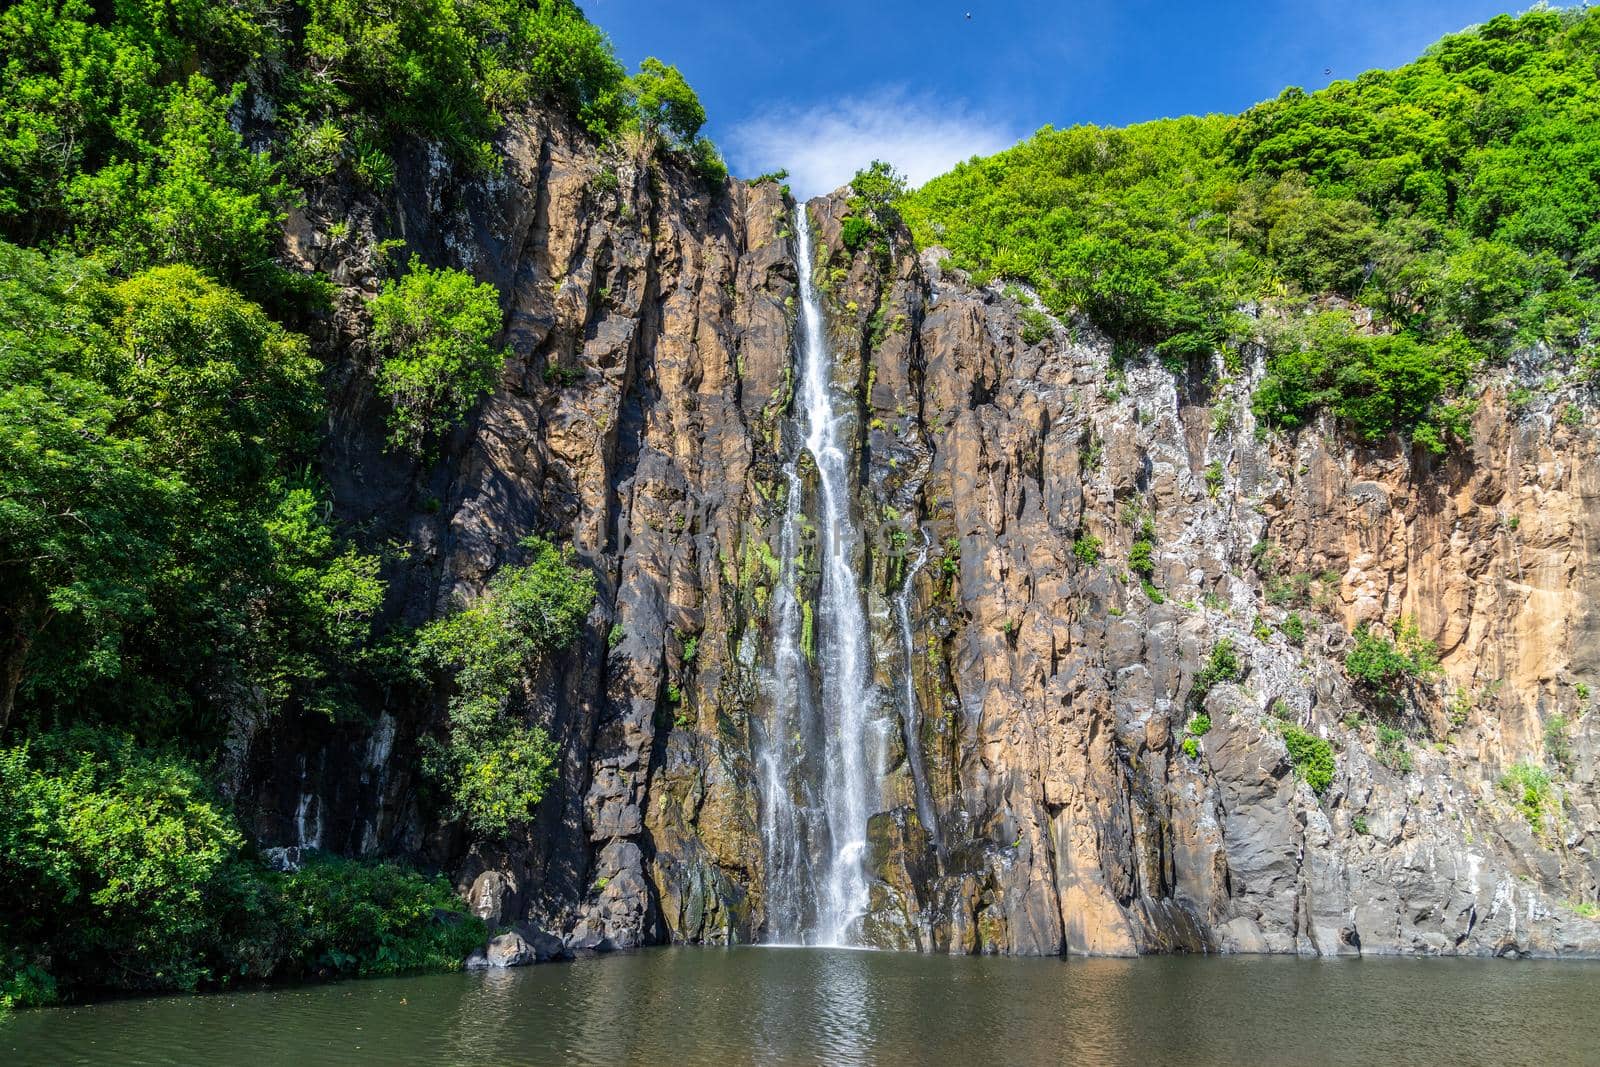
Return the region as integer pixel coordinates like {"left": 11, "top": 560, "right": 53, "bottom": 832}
{"left": 757, "top": 207, "right": 881, "bottom": 947}
{"left": 758, "top": 463, "right": 820, "bottom": 940}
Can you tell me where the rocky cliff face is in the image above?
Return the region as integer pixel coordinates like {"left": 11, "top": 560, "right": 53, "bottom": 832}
{"left": 233, "top": 105, "right": 1600, "bottom": 959}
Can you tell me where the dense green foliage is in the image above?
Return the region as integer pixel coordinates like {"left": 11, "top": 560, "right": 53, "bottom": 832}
{"left": 1499, "top": 760, "right": 1556, "bottom": 828}
{"left": 1191, "top": 638, "right": 1244, "bottom": 707}
{"left": 415, "top": 538, "right": 596, "bottom": 835}
{"left": 903, "top": 8, "right": 1600, "bottom": 452}
{"left": 1281, "top": 725, "right": 1336, "bottom": 795}
{"left": 839, "top": 161, "right": 908, "bottom": 257}
{"left": 1, "top": 731, "right": 484, "bottom": 1007}
{"left": 1345, "top": 619, "right": 1440, "bottom": 709}
{"left": 0, "top": 241, "right": 381, "bottom": 739}
{"left": 372, "top": 257, "right": 506, "bottom": 454}
{"left": 1, "top": 0, "right": 674, "bottom": 1009}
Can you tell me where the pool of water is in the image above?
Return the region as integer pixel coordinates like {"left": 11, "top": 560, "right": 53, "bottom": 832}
{"left": 6, "top": 948, "right": 1598, "bottom": 1066}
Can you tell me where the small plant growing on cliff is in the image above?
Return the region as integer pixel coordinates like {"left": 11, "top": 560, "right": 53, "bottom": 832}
{"left": 1375, "top": 725, "right": 1413, "bottom": 773}
{"left": 1353, "top": 815, "right": 1370, "bottom": 835}
{"left": 1182, "top": 736, "right": 1200, "bottom": 759}
{"left": 1499, "top": 762, "right": 1554, "bottom": 829}
{"left": 1073, "top": 534, "right": 1103, "bottom": 566}
{"left": 1080, "top": 434, "right": 1103, "bottom": 471}
{"left": 1544, "top": 714, "right": 1572, "bottom": 772}
{"left": 1192, "top": 638, "right": 1243, "bottom": 706}
{"left": 543, "top": 362, "right": 585, "bottom": 387}
{"left": 1345, "top": 619, "right": 1439, "bottom": 710}
{"left": 1129, "top": 539, "right": 1155, "bottom": 577}
{"left": 1577, "top": 682, "right": 1592, "bottom": 704}
{"left": 1281, "top": 724, "right": 1335, "bottom": 795}
{"left": 608, "top": 623, "right": 625, "bottom": 650}
{"left": 1187, "top": 713, "right": 1213, "bottom": 737}
{"left": 1141, "top": 579, "right": 1165, "bottom": 604}
{"left": 1204, "top": 461, "right": 1224, "bottom": 499}
{"left": 372, "top": 257, "right": 505, "bottom": 456}
{"left": 1019, "top": 307, "right": 1053, "bottom": 346}
{"left": 1282, "top": 612, "right": 1306, "bottom": 646}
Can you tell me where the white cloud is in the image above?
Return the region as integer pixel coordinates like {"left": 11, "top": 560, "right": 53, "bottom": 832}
{"left": 723, "top": 89, "right": 1020, "bottom": 200}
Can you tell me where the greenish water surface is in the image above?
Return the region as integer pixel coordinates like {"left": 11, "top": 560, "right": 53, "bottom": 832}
{"left": 6, "top": 948, "right": 1597, "bottom": 1066}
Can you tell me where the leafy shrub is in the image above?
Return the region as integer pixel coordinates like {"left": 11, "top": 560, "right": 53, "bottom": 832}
{"left": 626, "top": 57, "right": 704, "bottom": 147}
{"left": 689, "top": 136, "right": 728, "bottom": 190}
{"left": 1498, "top": 762, "right": 1554, "bottom": 828}
{"left": 1375, "top": 725, "right": 1413, "bottom": 773}
{"left": 1192, "top": 638, "right": 1243, "bottom": 706}
{"left": 1544, "top": 714, "right": 1572, "bottom": 772}
{"left": 372, "top": 257, "right": 505, "bottom": 455}
{"left": 1129, "top": 539, "right": 1155, "bottom": 577}
{"left": 0, "top": 730, "right": 483, "bottom": 1006}
{"left": 1073, "top": 534, "right": 1103, "bottom": 566}
{"left": 239, "top": 854, "right": 485, "bottom": 983}
{"left": 1253, "top": 311, "right": 1478, "bottom": 454}
{"left": 1344, "top": 619, "right": 1439, "bottom": 709}
{"left": 840, "top": 216, "right": 875, "bottom": 253}
{"left": 837, "top": 161, "right": 908, "bottom": 258}
{"left": 1181, "top": 737, "right": 1200, "bottom": 759}
{"left": 415, "top": 537, "right": 595, "bottom": 835}
{"left": 1281, "top": 724, "right": 1335, "bottom": 795}
{"left": 0, "top": 243, "right": 380, "bottom": 740}
{"left": 0, "top": 730, "right": 244, "bottom": 995}
{"left": 1281, "top": 612, "right": 1305, "bottom": 645}
{"left": 1018, "top": 307, "right": 1053, "bottom": 345}
{"left": 1187, "top": 713, "right": 1213, "bottom": 737}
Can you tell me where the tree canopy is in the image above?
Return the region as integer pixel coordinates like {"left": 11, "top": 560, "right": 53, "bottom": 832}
{"left": 902, "top": 8, "right": 1600, "bottom": 452}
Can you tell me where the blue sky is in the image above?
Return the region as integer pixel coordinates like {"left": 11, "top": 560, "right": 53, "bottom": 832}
{"left": 585, "top": 0, "right": 1534, "bottom": 197}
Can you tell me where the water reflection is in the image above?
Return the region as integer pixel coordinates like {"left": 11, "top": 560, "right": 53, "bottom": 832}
{"left": 6, "top": 949, "right": 1599, "bottom": 1066}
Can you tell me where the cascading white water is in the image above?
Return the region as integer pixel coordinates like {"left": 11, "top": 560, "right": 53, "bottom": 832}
{"left": 758, "top": 463, "right": 818, "bottom": 940}
{"left": 758, "top": 207, "right": 881, "bottom": 947}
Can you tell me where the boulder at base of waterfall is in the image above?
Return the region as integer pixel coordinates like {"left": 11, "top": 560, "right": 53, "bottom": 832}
{"left": 464, "top": 924, "right": 570, "bottom": 969}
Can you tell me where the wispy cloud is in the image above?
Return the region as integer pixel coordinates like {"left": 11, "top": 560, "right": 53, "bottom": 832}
{"left": 724, "top": 89, "right": 1020, "bottom": 200}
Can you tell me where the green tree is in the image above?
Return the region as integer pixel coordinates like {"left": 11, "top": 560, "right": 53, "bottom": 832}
{"left": 903, "top": 7, "right": 1600, "bottom": 451}
{"left": 627, "top": 56, "right": 705, "bottom": 147}
{"left": 415, "top": 537, "right": 595, "bottom": 835}
{"left": 371, "top": 257, "right": 505, "bottom": 455}
{"left": 2, "top": 729, "right": 485, "bottom": 1005}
